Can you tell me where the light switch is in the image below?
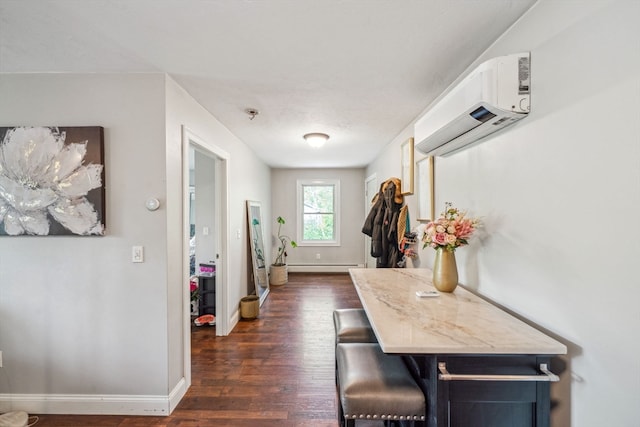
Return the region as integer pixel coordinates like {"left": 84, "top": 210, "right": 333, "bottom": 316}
{"left": 132, "top": 246, "right": 144, "bottom": 263}
{"left": 203, "top": 226, "right": 209, "bottom": 236}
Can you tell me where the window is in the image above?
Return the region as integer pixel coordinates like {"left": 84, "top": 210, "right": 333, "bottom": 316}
{"left": 297, "top": 179, "right": 340, "bottom": 246}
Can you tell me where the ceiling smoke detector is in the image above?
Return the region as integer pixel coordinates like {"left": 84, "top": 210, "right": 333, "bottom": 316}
{"left": 245, "top": 108, "right": 260, "bottom": 120}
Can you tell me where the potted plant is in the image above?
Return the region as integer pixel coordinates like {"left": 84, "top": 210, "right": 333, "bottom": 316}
{"left": 270, "top": 216, "right": 297, "bottom": 286}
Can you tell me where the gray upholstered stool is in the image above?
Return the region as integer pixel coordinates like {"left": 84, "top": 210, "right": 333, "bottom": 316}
{"left": 336, "top": 342, "right": 426, "bottom": 427}
{"left": 333, "top": 309, "right": 379, "bottom": 387}
{"left": 333, "top": 308, "right": 377, "bottom": 344}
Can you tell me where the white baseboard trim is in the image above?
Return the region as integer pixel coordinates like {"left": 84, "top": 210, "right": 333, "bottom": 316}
{"left": 168, "top": 377, "right": 187, "bottom": 414}
{"left": 287, "top": 264, "right": 364, "bottom": 273}
{"left": 0, "top": 383, "right": 188, "bottom": 416}
{"left": 229, "top": 308, "right": 240, "bottom": 331}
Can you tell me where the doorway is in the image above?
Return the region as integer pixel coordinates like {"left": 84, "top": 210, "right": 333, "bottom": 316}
{"left": 182, "top": 126, "right": 230, "bottom": 385}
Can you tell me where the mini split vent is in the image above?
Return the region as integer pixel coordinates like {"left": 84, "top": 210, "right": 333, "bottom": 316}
{"left": 415, "top": 52, "right": 531, "bottom": 157}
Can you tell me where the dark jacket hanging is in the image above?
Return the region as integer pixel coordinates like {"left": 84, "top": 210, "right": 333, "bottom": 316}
{"left": 362, "top": 179, "right": 403, "bottom": 268}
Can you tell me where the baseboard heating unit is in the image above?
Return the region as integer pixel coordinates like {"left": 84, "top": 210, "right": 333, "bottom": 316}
{"left": 287, "top": 264, "right": 364, "bottom": 273}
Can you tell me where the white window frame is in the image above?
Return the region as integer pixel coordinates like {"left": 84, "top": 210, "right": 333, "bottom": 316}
{"left": 296, "top": 179, "right": 340, "bottom": 246}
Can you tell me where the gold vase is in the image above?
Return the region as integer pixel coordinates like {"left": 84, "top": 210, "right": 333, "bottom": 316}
{"left": 433, "top": 247, "right": 458, "bottom": 292}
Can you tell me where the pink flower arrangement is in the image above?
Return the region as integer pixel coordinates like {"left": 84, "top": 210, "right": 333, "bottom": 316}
{"left": 190, "top": 277, "right": 199, "bottom": 302}
{"left": 422, "top": 202, "right": 480, "bottom": 252}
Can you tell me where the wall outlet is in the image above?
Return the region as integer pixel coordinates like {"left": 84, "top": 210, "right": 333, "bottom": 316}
{"left": 0, "top": 350, "right": 3, "bottom": 368}
{"left": 316, "top": 253, "right": 321, "bottom": 260}
{"left": 132, "top": 246, "right": 144, "bottom": 263}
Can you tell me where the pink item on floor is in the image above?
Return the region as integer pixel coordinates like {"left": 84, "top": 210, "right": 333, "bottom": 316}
{"left": 194, "top": 314, "right": 215, "bottom": 326}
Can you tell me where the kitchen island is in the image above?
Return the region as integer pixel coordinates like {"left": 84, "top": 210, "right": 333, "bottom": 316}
{"left": 349, "top": 268, "right": 567, "bottom": 427}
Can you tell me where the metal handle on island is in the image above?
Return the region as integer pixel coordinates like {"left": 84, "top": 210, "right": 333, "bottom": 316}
{"left": 438, "top": 362, "right": 560, "bottom": 382}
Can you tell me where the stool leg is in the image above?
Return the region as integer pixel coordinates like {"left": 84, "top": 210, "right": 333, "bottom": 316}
{"left": 336, "top": 387, "right": 346, "bottom": 427}
{"left": 388, "top": 421, "right": 416, "bottom": 427}
{"left": 339, "top": 405, "right": 346, "bottom": 427}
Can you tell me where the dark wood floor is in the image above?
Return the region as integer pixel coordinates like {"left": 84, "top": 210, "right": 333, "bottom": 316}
{"left": 33, "top": 273, "right": 383, "bottom": 426}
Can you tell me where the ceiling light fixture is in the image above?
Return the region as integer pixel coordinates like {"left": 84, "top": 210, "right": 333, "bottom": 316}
{"left": 303, "top": 132, "right": 329, "bottom": 148}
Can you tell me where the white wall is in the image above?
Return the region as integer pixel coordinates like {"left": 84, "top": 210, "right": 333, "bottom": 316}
{"left": 0, "top": 73, "right": 272, "bottom": 414}
{"left": 194, "top": 151, "right": 217, "bottom": 267}
{"left": 271, "top": 168, "right": 366, "bottom": 270}
{"left": 0, "top": 74, "right": 171, "bottom": 411}
{"left": 366, "top": 1, "right": 640, "bottom": 425}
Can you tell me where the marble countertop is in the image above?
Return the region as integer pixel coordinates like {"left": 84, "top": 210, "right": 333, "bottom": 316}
{"left": 349, "top": 268, "right": 567, "bottom": 355}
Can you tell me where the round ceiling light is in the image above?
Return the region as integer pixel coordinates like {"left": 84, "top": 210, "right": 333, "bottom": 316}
{"left": 303, "top": 132, "right": 330, "bottom": 148}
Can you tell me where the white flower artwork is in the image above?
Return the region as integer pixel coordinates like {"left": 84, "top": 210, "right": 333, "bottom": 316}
{"left": 0, "top": 126, "right": 105, "bottom": 236}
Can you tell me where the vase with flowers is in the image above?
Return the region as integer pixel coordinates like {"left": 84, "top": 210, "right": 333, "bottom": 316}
{"left": 422, "top": 202, "right": 479, "bottom": 292}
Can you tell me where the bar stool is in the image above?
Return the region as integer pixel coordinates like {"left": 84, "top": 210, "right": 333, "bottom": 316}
{"left": 336, "top": 342, "right": 426, "bottom": 426}
{"left": 333, "top": 308, "right": 378, "bottom": 385}
{"left": 333, "top": 308, "right": 377, "bottom": 345}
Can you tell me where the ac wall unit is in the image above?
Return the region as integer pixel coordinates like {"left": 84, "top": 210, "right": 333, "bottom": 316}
{"left": 415, "top": 52, "right": 530, "bottom": 156}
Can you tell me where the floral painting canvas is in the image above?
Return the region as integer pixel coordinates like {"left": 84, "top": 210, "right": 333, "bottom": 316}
{"left": 0, "top": 126, "right": 105, "bottom": 236}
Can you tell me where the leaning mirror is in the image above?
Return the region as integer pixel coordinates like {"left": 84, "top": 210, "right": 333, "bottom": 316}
{"left": 247, "top": 200, "right": 269, "bottom": 306}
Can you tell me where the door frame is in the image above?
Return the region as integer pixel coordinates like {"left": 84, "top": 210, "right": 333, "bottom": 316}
{"left": 182, "top": 126, "right": 230, "bottom": 383}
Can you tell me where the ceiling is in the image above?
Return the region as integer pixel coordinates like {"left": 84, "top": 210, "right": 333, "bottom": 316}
{"left": 0, "top": 0, "right": 536, "bottom": 168}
